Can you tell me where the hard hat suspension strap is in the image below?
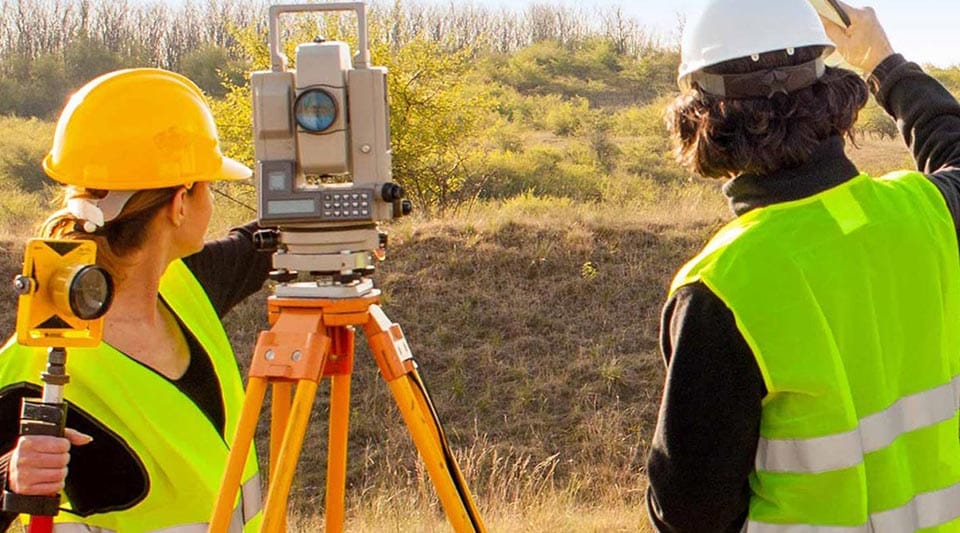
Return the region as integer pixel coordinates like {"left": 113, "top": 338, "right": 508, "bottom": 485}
{"left": 686, "top": 57, "right": 826, "bottom": 99}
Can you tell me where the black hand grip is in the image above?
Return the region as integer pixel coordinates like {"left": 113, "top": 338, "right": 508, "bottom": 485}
{"left": 1, "top": 399, "right": 68, "bottom": 516}
{"left": 2, "top": 491, "right": 60, "bottom": 516}
{"left": 19, "top": 400, "right": 66, "bottom": 437}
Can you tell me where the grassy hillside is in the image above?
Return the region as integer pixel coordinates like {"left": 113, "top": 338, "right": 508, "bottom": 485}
{"left": 0, "top": 135, "right": 917, "bottom": 530}
{"left": 0, "top": 142, "right": 723, "bottom": 531}
{"left": 0, "top": 190, "right": 725, "bottom": 530}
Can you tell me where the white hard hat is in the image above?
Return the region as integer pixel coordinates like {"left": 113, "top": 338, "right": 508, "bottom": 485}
{"left": 678, "top": 0, "right": 835, "bottom": 88}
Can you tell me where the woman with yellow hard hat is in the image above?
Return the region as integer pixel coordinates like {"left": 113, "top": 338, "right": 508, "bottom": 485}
{"left": 0, "top": 68, "right": 269, "bottom": 532}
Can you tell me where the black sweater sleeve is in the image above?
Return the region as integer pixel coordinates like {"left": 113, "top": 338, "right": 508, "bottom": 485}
{"left": 181, "top": 221, "right": 273, "bottom": 318}
{"left": 646, "top": 283, "right": 763, "bottom": 532}
{"left": 873, "top": 54, "right": 960, "bottom": 236}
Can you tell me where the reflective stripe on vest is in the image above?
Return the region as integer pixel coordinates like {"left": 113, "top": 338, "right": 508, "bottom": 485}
{"left": 757, "top": 374, "right": 960, "bottom": 474}
{"left": 671, "top": 171, "right": 960, "bottom": 529}
{"left": 241, "top": 473, "right": 262, "bottom": 524}
{"left": 746, "top": 479, "right": 960, "bottom": 531}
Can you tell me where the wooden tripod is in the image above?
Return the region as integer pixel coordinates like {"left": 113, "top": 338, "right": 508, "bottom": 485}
{"left": 208, "top": 290, "right": 487, "bottom": 532}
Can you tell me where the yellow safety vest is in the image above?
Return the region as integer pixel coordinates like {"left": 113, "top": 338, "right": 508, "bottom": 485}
{"left": 671, "top": 172, "right": 960, "bottom": 531}
{"left": 0, "top": 260, "right": 262, "bottom": 533}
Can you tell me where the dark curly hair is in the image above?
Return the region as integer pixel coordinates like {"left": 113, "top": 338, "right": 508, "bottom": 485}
{"left": 666, "top": 46, "right": 869, "bottom": 179}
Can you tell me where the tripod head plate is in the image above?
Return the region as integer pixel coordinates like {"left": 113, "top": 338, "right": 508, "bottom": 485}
{"left": 274, "top": 280, "right": 376, "bottom": 299}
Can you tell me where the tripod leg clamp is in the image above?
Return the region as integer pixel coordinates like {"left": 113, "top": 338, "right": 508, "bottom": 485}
{"left": 364, "top": 305, "right": 417, "bottom": 381}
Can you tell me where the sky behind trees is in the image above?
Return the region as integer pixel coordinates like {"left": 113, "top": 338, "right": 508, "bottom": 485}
{"left": 132, "top": 0, "right": 960, "bottom": 68}
{"left": 467, "top": 0, "right": 960, "bottom": 68}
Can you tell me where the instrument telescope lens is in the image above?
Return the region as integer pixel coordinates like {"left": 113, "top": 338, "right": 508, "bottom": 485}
{"left": 295, "top": 89, "right": 338, "bottom": 133}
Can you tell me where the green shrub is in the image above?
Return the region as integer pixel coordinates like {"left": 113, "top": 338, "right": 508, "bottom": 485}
{"left": 619, "top": 136, "right": 684, "bottom": 183}
{"left": 0, "top": 54, "right": 70, "bottom": 119}
{"left": 482, "top": 145, "right": 605, "bottom": 201}
{"left": 499, "top": 40, "right": 565, "bottom": 92}
{"left": 180, "top": 45, "right": 248, "bottom": 98}
{"left": 63, "top": 35, "right": 125, "bottom": 88}
{"left": 486, "top": 118, "right": 527, "bottom": 153}
{"left": 928, "top": 66, "right": 960, "bottom": 97}
{"left": 551, "top": 160, "right": 604, "bottom": 200}
{"left": 586, "top": 112, "right": 620, "bottom": 173}
{"left": 857, "top": 102, "right": 899, "bottom": 140}
{"left": 528, "top": 95, "right": 590, "bottom": 136}
{"left": 482, "top": 148, "right": 555, "bottom": 199}
{"left": 620, "top": 48, "right": 682, "bottom": 103}
{"left": 487, "top": 83, "right": 531, "bottom": 123}
{"left": 612, "top": 97, "right": 671, "bottom": 138}
{"left": 0, "top": 116, "right": 56, "bottom": 193}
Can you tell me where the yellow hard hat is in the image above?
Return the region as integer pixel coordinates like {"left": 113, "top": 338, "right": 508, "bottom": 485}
{"left": 43, "top": 68, "right": 250, "bottom": 189}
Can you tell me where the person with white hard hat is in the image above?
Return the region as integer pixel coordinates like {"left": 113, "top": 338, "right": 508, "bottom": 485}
{"left": 0, "top": 69, "right": 272, "bottom": 532}
{"left": 647, "top": 1, "right": 960, "bottom": 530}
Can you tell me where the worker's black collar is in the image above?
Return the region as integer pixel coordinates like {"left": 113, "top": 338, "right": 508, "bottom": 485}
{"left": 722, "top": 136, "right": 860, "bottom": 217}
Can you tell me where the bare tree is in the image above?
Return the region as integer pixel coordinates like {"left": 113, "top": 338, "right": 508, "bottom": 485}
{"left": 0, "top": 0, "right": 666, "bottom": 75}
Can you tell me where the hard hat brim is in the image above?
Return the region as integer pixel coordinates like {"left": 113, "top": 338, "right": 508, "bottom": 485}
{"left": 216, "top": 156, "right": 252, "bottom": 182}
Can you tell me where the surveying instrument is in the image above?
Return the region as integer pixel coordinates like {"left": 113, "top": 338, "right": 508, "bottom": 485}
{"left": 3, "top": 239, "right": 114, "bottom": 533}
{"left": 209, "top": 3, "right": 487, "bottom": 531}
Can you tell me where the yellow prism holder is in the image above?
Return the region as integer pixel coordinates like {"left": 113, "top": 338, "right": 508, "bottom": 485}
{"left": 16, "top": 239, "right": 112, "bottom": 348}
{"left": 9, "top": 239, "right": 111, "bottom": 530}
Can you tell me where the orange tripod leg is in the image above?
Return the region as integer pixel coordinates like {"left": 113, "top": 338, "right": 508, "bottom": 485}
{"left": 325, "top": 371, "right": 352, "bottom": 532}
{"left": 210, "top": 304, "right": 333, "bottom": 533}
{"left": 210, "top": 376, "right": 268, "bottom": 532}
{"left": 364, "top": 305, "right": 488, "bottom": 533}
{"left": 262, "top": 379, "right": 321, "bottom": 533}
{"left": 270, "top": 382, "right": 293, "bottom": 481}
{"left": 212, "top": 294, "right": 488, "bottom": 532}
{"left": 324, "top": 326, "right": 355, "bottom": 532}
{"left": 270, "top": 381, "right": 292, "bottom": 527}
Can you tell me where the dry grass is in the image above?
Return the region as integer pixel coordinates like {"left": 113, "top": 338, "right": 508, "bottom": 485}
{"left": 204, "top": 182, "right": 725, "bottom": 531}
{"left": 291, "top": 493, "right": 653, "bottom": 532}
{"left": 0, "top": 189, "right": 48, "bottom": 242}
{"left": 1, "top": 242, "right": 26, "bottom": 334}
{"left": 847, "top": 132, "right": 915, "bottom": 176}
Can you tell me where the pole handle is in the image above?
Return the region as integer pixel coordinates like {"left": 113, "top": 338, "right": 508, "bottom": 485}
{"left": 1, "top": 399, "right": 67, "bottom": 524}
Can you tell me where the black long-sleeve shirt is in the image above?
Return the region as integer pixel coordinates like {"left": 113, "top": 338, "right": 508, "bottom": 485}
{"left": 0, "top": 222, "right": 271, "bottom": 529}
{"left": 646, "top": 55, "right": 960, "bottom": 531}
